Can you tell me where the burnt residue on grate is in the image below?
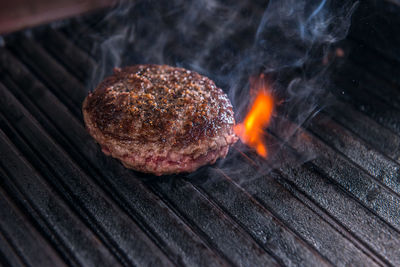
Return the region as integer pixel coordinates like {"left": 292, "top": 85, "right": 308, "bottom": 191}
{"left": 1, "top": 0, "right": 400, "bottom": 266}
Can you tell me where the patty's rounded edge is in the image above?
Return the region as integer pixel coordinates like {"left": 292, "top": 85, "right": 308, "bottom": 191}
{"left": 82, "top": 65, "right": 238, "bottom": 175}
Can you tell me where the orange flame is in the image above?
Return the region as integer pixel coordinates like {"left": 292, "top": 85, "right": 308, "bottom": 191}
{"left": 234, "top": 78, "right": 274, "bottom": 158}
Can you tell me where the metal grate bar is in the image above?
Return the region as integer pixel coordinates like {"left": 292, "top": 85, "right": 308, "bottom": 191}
{"left": 308, "top": 112, "right": 400, "bottom": 195}
{"left": 0, "top": 127, "right": 121, "bottom": 267}
{"left": 35, "top": 27, "right": 96, "bottom": 82}
{"left": 8, "top": 34, "right": 85, "bottom": 116}
{"left": 1, "top": 71, "right": 273, "bottom": 266}
{"left": 279, "top": 119, "right": 400, "bottom": 232}
{"left": 47, "top": 16, "right": 400, "bottom": 266}
{"left": 324, "top": 103, "right": 400, "bottom": 164}
{"left": 0, "top": 186, "right": 66, "bottom": 266}
{"left": 338, "top": 61, "right": 400, "bottom": 111}
{"left": 4, "top": 28, "right": 334, "bottom": 266}
{"left": 333, "top": 72, "right": 400, "bottom": 136}
{"left": 0, "top": 84, "right": 175, "bottom": 267}
{"left": 0, "top": 151, "right": 79, "bottom": 267}
{"left": 1, "top": 1, "right": 399, "bottom": 264}
{"left": 0, "top": 223, "right": 26, "bottom": 267}
{"left": 59, "top": 18, "right": 99, "bottom": 57}
{"left": 25, "top": 25, "right": 340, "bottom": 266}
{"left": 152, "top": 178, "right": 280, "bottom": 266}
{"left": 0, "top": 50, "right": 228, "bottom": 267}
{"left": 246, "top": 175, "right": 386, "bottom": 266}
{"left": 265, "top": 133, "right": 400, "bottom": 266}
{"left": 16, "top": 16, "right": 400, "bottom": 266}
{"left": 280, "top": 164, "right": 400, "bottom": 266}
{"left": 189, "top": 170, "right": 332, "bottom": 266}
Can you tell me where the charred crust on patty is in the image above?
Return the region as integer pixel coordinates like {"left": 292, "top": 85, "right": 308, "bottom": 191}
{"left": 82, "top": 64, "right": 238, "bottom": 175}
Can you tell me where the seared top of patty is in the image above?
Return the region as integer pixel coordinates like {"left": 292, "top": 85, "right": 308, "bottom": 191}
{"left": 84, "top": 64, "right": 235, "bottom": 148}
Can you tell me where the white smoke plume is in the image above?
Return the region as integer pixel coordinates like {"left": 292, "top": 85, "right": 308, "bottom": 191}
{"left": 88, "top": 0, "right": 359, "bottom": 181}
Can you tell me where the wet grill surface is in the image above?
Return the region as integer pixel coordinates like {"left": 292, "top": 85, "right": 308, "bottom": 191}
{"left": 1, "top": 0, "right": 400, "bottom": 266}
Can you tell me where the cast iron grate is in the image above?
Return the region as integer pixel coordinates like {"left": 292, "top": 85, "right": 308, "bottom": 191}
{"left": 0, "top": 0, "right": 400, "bottom": 266}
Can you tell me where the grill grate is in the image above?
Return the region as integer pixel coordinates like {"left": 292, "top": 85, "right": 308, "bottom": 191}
{"left": 1, "top": 0, "right": 400, "bottom": 266}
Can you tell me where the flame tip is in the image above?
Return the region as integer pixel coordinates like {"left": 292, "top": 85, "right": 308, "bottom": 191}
{"left": 235, "top": 79, "right": 274, "bottom": 158}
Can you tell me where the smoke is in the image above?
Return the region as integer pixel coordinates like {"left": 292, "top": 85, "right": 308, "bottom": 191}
{"left": 88, "top": 0, "right": 358, "bottom": 182}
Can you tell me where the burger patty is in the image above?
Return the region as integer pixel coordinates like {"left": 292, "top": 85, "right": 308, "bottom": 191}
{"left": 82, "top": 64, "right": 238, "bottom": 175}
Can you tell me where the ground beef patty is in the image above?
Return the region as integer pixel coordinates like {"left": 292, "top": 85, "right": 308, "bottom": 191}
{"left": 82, "top": 64, "right": 238, "bottom": 175}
